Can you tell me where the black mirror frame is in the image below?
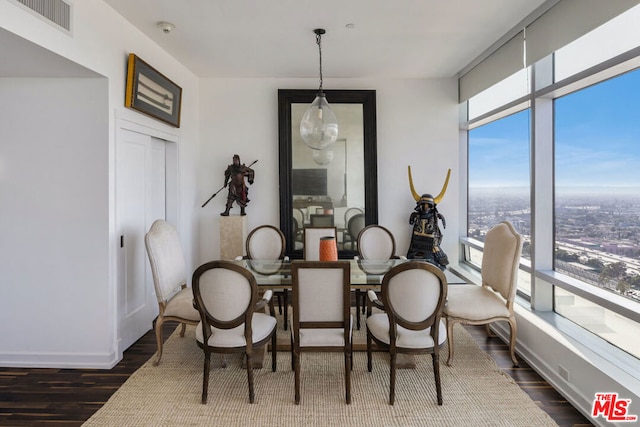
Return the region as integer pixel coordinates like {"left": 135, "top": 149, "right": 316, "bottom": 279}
{"left": 278, "top": 89, "right": 378, "bottom": 258}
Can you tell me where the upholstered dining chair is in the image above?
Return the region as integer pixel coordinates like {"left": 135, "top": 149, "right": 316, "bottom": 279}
{"left": 144, "top": 219, "right": 200, "bottom": 366}
{"left": 292, "top": 208, "right": 304, "bottom": 250}
{"left": 303, "top": 226, "right": 337, "bottom": 260}
{"left": 343, "top": 207, "right": 363, "bottom": 231}
{"left": 366, "top": 261, "right": 448, "bottom": 405}
{"left": 192, "top": 260, "right": 277, "bottom": 404}
{"left": 243, "top": 224, "right": 289, "bottom": 328}
{"left": 290, "top": 261, "right": 352, "bottom": 404}
{"left": 444, "top": 221, "right": 523, "bottom": 367}
{"left": 353, "top": 224, "right": 406, "bottom": 329}
{"left": 342, "top": 213, "right": 365, "bottom": 251}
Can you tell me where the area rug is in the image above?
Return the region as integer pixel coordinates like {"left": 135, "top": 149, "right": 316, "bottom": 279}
{"left": 83, "top": 318, "right": 557, "bottom": 427}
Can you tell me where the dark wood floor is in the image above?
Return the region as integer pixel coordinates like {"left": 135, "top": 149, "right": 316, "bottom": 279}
{"left": 0, "top": 321, "right": 593, "bottom": 427}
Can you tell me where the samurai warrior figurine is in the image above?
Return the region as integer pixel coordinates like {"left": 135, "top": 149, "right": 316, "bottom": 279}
{"left": 406, "top": 166, "right": 451, "bottom": 270}
{"left": 221, "top": 154, "right": 255, "bottom": 216}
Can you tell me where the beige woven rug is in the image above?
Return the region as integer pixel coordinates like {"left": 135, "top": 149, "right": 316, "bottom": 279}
{"left": 84, "top": 318, "right": 557, "bottom": 427}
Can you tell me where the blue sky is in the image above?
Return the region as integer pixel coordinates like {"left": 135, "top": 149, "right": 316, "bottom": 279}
{"left": 469, "top": 68, "right": 640, "bottom": 188}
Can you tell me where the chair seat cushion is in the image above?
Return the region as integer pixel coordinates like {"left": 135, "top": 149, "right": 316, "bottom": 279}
{"left": 294, "top": 315, "right": 353, "bottom": 347}
{"left": 195, "top": 313, "right": 277, "bottom": 348}
{"left": 366, "top": 316, "right": 446, "bottom": 349}
{"left": 164, "top": 287, "right": 200, "bottom": 321}
{"left": 444, "top": 284, "right": 511, "bottom": 320}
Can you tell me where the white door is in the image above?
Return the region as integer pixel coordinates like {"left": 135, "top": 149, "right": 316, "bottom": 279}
{"left": 116, "top": 129, "right": 166, "bottom": 353}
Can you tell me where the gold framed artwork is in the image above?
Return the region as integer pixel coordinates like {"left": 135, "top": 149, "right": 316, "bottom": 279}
{"left": 125, "top": 53, "right": 182, "bottom": 127}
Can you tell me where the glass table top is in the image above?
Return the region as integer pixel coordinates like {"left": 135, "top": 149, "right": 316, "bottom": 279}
{"left": 232, "top": 258, "right": 465, "bottom": 288}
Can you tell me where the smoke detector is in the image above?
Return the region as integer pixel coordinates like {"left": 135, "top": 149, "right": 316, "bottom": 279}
{"left": 157, "top": 21, "right": 176, "bottom": 34}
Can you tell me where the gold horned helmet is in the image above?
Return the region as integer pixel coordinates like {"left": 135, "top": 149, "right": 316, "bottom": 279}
{"left": 408, "top": 166, "right": 451, "bottom": 206}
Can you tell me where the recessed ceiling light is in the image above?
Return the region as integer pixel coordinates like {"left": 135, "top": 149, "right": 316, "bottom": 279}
{"left": 345, "top": 23, "right": 355, "bottom": 29}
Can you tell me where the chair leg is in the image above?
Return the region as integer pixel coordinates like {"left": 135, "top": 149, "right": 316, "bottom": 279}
{"left": 366, "top": 329, "right": 373, "bottom": 372}
{"left": 290, "top": 332, "right": 295, "bottom": 371}
{"left": 246, "top": 351, "right": 255, "bottom": 404}
{"left": 271, "top": 333, "right": 277, "bottom": 372}
{"left": 283, "top": 290, "right": 289, "bottom": 331}
{"left": 445, "top": 318, "right": 455, "bottom": 367}
{"left": 433, "top": 352, "right": 443, "bottom": 405}
{"left": 508, "top": 318, "right": 519, "bottom": 367}
{"left": 179, "top": 322, "right": 187, "bottom": 337}
{"left": 345, "top": 349, "right": 352, "bottom": 404}
{"left": 202, "top": 352, "right": 211, "bottom": 404}
{"left": 355, "top": 290, "right": 361, "bottom": 330}
{"left": 152, "top": 316, "right": 164, "bottom": 366}
{"left": 486, "top": 323, "right": 497, "bottom": 337}
{"left": 389, "top": 350, "right": 396, "bottom": 405}
{"left": 294, "top": 350, "right": 301, "bottom": 404}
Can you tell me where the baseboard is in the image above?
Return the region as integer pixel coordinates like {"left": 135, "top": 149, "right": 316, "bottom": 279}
{"left": 0, "top": 350, "right": 120, "bottom": 369}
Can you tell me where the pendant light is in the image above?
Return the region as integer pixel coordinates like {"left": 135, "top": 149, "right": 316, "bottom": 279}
{"left": 300, "top": 28, "right": 339, "bottom": 150}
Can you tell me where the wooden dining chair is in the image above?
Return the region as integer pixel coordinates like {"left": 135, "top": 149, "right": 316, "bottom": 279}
{"left": 290, "top": 261, "right": 352, "bottom": 404}
{"left": 243, "top": 225, "right": 288, "bottom": 321}
{"left": 353, "top": 224, "right": 405, "bottom": 329}
{"left": 144, "top": 219, "right": 200, "bottom": 366}
{"left": 366, "top": 261, "right": 448, "bottom": 405}
{"left": 192, "top": 260, "right": 278, "bottom": 404}
{"left": 444, "top": 221, "right": 523, "bottom": 367}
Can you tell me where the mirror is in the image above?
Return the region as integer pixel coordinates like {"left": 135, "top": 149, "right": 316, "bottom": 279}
{"left": 278, "top": 89, "right": 378, "bottom": 258}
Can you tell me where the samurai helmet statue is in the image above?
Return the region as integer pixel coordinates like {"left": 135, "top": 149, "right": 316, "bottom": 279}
{"left": 406, "top": 165, "right": 452, "bottom": 269}
{"left": 408, "top": 166, "right": 451, "bottom": 207}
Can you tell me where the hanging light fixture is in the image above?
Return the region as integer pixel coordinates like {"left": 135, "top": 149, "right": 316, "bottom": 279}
{"left": 300, "top": 28, "right": 339, "bottom": 150}
{"left": 312, "top": 147, "right": 334, "bottom": 165}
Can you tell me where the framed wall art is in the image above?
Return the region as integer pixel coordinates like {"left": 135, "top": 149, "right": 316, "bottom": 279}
{"left": 125, "top": 53, "right": 182, "bottom": 127}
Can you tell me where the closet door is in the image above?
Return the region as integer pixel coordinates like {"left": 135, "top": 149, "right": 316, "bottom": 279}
{"left": 116, "top": 129, "right": 166, "bottom": 353}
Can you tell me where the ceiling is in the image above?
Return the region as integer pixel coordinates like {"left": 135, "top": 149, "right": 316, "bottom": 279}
{"left": 102, "top": 0, "right": 551, "bottom": 79}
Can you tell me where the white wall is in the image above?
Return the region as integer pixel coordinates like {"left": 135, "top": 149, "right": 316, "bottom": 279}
{"left": 198, "top": 78, "right": 459, "bottom": 264}
{"left": 0, "top": 78, "right": 110, "bottom": 361}
{"left": 0, "top": 0, "right": 200, "bottom": 367}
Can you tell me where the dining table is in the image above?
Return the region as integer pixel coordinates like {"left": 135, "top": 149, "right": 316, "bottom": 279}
{"left": 232, "top": 258, "right": 466, "bottom": 330}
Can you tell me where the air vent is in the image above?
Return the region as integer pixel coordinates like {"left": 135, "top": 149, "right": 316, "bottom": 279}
{"left": 12, "top": 0, "right": 71, "bottom": 33}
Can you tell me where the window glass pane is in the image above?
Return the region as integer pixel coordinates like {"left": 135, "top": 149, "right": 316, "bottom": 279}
{"left": 554, "top": 69, "right": 640, "bottom": 304}
{"left": 555, "top": 288, "right": 640, "bottom": 359}
{"left": 468, "top": 110, "right": 531, "bottom": 259}
{"left": 555, "top": 5, "right": 640, "bottom": 82}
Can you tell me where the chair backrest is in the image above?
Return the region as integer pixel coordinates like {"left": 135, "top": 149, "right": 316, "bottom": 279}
{"left": 381, "top": 262, "right": 447, "bottom": 332}
{"left": 192, "top": 261, "right": 257, "bottom": 332}
{"left": 291, "top": 260, "right": 351, "bottom": 328}
{"left": 144, "top": 219, "right": 187, "bottom": 303}
{"left": 346, "top": 213, "right": 365, "bottom": 241}
{"left": 344, "top": 207, "right": 363, "bottom": 228}
{"left": 310, "top": 214, "right": 334, "bottom": 226}
{"left": 481, "top": 221, "right": 523, "bottom": 304}
{"left": 357, "top": 224, "right": 396, "bottom": 260}
{"left": 246, "top": 225, "right": 285, "bottom": 260}
{"left": 293, "top": 208, "right": 304, "bottom": 229}
{"left": 303, "top": 226, "right": 337, "bottom": 260}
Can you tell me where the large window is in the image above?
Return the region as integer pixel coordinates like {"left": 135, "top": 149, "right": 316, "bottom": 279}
{"left": 462, "top": 5, "right": 640, "bottom": 361}
{"left": 554, "top": 69, "right": 640, "bottom": 303}
{"left": 467, "top": 109, "right": 531, "bottom": 293}
{"left": 553, "top": 69, "right": 640, "bottom": 358}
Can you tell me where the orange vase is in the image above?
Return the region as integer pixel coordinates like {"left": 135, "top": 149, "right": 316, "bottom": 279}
{"left": 319, "top": 236, "right": 338, "bottom": 261}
